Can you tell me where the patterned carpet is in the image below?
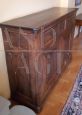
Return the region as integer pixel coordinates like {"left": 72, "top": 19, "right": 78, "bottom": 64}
{"left": 61, "top": 66, "right": 82, "bottom": 115}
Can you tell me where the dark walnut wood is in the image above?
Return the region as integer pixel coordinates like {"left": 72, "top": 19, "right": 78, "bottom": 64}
{"left": 0, "top": 7, "right": 77, "bottom": 113}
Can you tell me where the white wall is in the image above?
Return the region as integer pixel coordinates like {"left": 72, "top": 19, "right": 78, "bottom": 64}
{"left": 59, "top": 0, "right": 68, "bottom": 7}
{"left": 68, "top": 0, "right": 75, "bottom": 8}
{"left": 53, "top": 0, "right": 68, "bottom": 7}
{"left": 58, "top": 0, "right": 82, "bottom": 13}
{"left": 0, "top": 0, "right": 59, "bottom": 99}
{"left": 0, "top": 0, "right": 56, "bottom": 22}
{"left": 77, "top": 4, "right": 82, "bottom": 14}
{"left": 68, "top": 0, "right": 82, "bottom": 37}
{"left": 68, "top": 0, "right": 81, "bottom": 14}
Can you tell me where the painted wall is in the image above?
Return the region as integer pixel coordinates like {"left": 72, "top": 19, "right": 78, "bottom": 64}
{"left": 68, "top": 0, "right": 75, "bottom": 8}
{"left": 68, "top": 0, "right": 81, "bottom": 14}
{"left": 59, "top": 0, "right": 82, "bottom": 14}
{"left": 59, "top": 0, "right": 68, "bottom": 7}
{"left": 77, "top": 4, "right": 82, "bottom": 14}
{"left": 0, "top": 0, "right": 56, "bottom": 22}
{"left": 0, "top": 0, "right": 59, "bottom": 98}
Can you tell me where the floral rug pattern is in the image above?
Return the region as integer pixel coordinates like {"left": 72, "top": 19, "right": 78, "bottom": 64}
{"left": 61, "top": 66, "right": 82, "bottom": 115}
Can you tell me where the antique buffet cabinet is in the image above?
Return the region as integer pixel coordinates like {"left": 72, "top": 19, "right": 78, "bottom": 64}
{"left": 0, "top": 7, "right": 77, "bottom": 112}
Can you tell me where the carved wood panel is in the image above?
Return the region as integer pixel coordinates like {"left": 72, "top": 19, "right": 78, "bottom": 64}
{"left": 0, "top": 8, "right": 77, "bottom": 112}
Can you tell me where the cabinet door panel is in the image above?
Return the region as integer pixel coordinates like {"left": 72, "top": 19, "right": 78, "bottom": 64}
{"left": 14, "top": 53, "right": 31, "bottom": 97}
{"left": 2, "top": 27, "right": 19, "bottom": 50}
{"left": 6, "top": 52, "right": 17, "bottom": 95}
{"left": 46, "top": 52, "right": 57, "bottom": 82}
{"left": 41, "top": 27, "right": 57, "bottom": 49}
{"left": 57, "top": 31, "right": 71, "bottom": 74}
{"left": 36, "top": 51, "right": 57, "bottom": 102}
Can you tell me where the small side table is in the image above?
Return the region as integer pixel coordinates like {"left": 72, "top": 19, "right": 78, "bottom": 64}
{"left": 76, "top": 14, "right": 82, "bottom": 37}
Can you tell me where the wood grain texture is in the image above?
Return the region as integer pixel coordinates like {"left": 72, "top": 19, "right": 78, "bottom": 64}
{"left": 0, "top": 7, "right": 76, "bottom": 112}
{"left": 38, "top": 32, "right": 82, "bottom": 115}
{"left": 10, "top": 33, "right": 82, "bottom": 115}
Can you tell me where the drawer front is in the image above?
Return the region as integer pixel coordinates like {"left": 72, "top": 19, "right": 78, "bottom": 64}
{"left": 56, "top": 18, "right": 67, "bottom": 35}
{"left": 2, "top": 27, "right": 19, "bottom": 51}
{"left": 2, "top": 27, "right": 34, "bottom": 51}
{"left": 66, "top": 13, "right": 76, "bottom": 30}
{"left": 40, "top": 26, "right": 57, "bottom": 49}
{"left": 19, "top": 28, "right": 35, "bottom": 50}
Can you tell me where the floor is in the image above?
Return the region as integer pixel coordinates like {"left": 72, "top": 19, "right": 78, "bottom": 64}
{"left": 38, "top": 33, "right": 82, "bottom": 115}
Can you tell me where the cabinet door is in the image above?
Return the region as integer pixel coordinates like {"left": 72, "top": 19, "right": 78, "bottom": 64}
{"left": 2, "top": 27, "right": 20, "bottom": 50}
{"left": 14, "top": 53, "right": 29, "bottom": 94}
{"left": 2, "top": 27, "right": 34, "bottom": 103}
{"left": 5, "top": 52, "right": 17, "bottom": 96}
{"left": 40, "top": 26, "right": 57, "bottom": 50}
{"left": 64, "top": 33, "right": 72, "bottom": 63}
{"left": 6, "top": 52, "right": 32, "bottom": 99}
{"left": 57, "top": 31, "right": 73, "bottom": 74}
{"left": 57, "top": 34, "right": 65, "bottom": 74}
{"left": 36, "top": 51, "right": 57, "bottom": 104}
{"left": 45, "top": 52, "right": 57, "bottom": 84}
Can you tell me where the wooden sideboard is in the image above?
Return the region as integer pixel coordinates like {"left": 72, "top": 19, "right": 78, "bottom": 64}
{"left": 0, "top": 7, "right": 77, "bottom": 112}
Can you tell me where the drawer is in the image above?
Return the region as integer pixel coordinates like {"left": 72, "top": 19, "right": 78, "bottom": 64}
{"left": 40, "top": 26, "right": 57, "bottom": 49}
{"left": 53, "top": 18, "right": 67, "bottom": 37}
{"left": 2, "top": 27, "right": 19, "bottom": 51}
{"left": 20, "top": 29, "right": 34, "bottom": 50}
{"left": 2, "top": 27, "right": 34, "bottom": 51}
{"left": 57, "top": 18, "right": 67, "bottom": 34}
{"left": 66, "top": 13, "right": 75, "bottom": 30}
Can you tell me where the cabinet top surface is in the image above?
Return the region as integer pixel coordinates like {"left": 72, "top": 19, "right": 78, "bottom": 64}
{"left": 0, "top": 7, "right": 76, "bottom": 30}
